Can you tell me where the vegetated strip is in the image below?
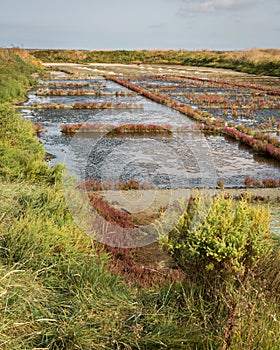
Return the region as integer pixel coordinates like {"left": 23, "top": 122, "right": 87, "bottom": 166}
{"left": 18, "top": 102, "right": 144, "bottom": 110}
{"left": 175, "top": 75, "right": 280, "bottom": 96}
{"left": 244, "top": 176, "right": 280, "bottom": 189}
{"left": 38, "top": 82, "right": 106, "bottom": 88}
{"left": 60, "top": 122, "right": 172, "bottom": 134}
{"left": 105, "top": 75, "right": 280, "bottom": 161}
{"left": 32, "top": 122, "right": 47, "bottom": 134}
{"left": 88, "top": 192, "right": 134, "bottom": 228}
{"left": 36, "top": 89, "right": 138, "bottom": 97}
{"left": 77, "top": 178, "right": 154, "bottom": 191}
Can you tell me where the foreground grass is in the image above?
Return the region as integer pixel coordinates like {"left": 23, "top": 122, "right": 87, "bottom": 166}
{"left": 31, "top": 48, "right": 280, "bottom": 76}
{"left": 1, "top": 181, "right": 279, "bottom": 349}
{"left": 0, "top": 183, "right": 135, "bottom": 349}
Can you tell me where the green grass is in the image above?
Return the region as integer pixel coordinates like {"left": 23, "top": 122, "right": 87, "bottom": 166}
{"left": 0, "top": 182, "right": 223, "bottom": 349}
{"left": 0, "top": 47, "right": 42, "bottom": 103}
{"left": 1, "top": 180, "right": 279, "bottom": 349}
{"left": 0, "top": 103, "right": 63, "bottom": 183}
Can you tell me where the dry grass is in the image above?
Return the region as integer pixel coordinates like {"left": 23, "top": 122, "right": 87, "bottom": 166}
{"left": 227, "top": 48, "right": 280, "bottom": 64}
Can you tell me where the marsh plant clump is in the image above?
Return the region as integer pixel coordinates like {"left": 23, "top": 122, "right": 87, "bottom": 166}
{"left": 29, "top": 101, "right": 144, "bottom": 110}
{"left": 36, "top": 88, "right": 138, "bottom": 97}
{"left": 60, "top": 122, "right": 172, "bottom": 134}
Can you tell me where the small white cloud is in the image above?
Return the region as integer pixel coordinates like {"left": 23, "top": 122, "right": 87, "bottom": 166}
{"left": 176, "top": 0, "right": 256, "bottom": 15}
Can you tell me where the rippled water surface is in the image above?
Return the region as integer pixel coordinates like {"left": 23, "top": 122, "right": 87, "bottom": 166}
{"left": 22, "top": 76, "right": 280, "bottom": 188}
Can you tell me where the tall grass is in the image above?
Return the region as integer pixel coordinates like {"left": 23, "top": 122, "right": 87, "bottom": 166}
{"left": 0, "top": 47, "right": 42, "bottom": 103}
{"left": 0, "top": 182, "right": 134, "bottom": 349}
{"left": 0, "top": 182, "right": 226, "bottom": 349}
{"left": 0, "top": 103, "right": 62, "bottom": 183}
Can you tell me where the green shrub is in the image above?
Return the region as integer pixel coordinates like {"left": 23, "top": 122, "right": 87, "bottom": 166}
{"left": 158, "top": 195, "right": 279, "bottom": 349}
{"left": 160, "top": 195, "right": 273, "bottom": 285}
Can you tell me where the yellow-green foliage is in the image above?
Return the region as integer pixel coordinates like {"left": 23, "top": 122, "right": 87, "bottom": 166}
{"left": 161, "top": 195, "right": 273, "bottom": 279}
{"left": 1, "top": 182, "right": 279, "bottom": 349}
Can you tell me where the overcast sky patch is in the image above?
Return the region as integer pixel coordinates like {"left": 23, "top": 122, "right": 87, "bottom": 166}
{"left": 0, "top": 0, "right": 279, "bottom": 50}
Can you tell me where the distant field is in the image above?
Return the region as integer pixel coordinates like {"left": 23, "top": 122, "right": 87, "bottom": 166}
{"left": 31, "top": 48, "right": 280, "bottom": 76}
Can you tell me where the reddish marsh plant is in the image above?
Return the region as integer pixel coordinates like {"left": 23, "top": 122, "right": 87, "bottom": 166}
{"left": 77, "top": 178, "right": 153, "bottom": 191}
{"left": 245, "top": 175, "right": 280, "bottom": 188}
{"left": 61, "top": 123, "right": 172, "bottom": 134}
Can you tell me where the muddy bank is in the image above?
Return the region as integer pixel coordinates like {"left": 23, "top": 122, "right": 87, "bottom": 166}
{"left": 97, "top": 187, "right": 280, "bottom": 226}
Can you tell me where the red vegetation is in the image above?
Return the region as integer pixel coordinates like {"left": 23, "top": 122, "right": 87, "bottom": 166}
{"left": 106, "top": 74, "right": 280, "bottom": 161}
{"left": 105, "top": 74, "right": 212, "bottom": 124}
{"left": 245, "top": 176, "right": 280, "bottom": 188}
{"left": 111, "top": 123, "right": 172, "bottom": 134}
{"left": 31, "top": 101, "right": 144, "bottom": 110}
{"left": 60, "top": 122, "right": 111, "bottom": 133}
{"left": 60, "top": 122, "right": 172, "bottom": 134}
{"left": 87, "top": 192, "right": 134, "bottom": 228}
{"left": 222, "top": 127, "right": 280, "bottom": 160}
{"left": 39, "top": 81, "right": 105, "bottom": 88}
{"left": 176, "top": 75, "right": 280, "bottom": 96}
{"left": 77, "top": 178, "right": 153, "bottom": 191}
{"left": 103, "top": 245, "right": 185, "bottom": 288}
{"left": 36, "top": 89, "right": 137, "bottom": 97}
{"left": 32, "top": 122, "right": 47, "bottom": 134}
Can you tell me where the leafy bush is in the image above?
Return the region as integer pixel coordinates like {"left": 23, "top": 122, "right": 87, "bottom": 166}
{"left": 159, "top": 195, "right": 279, "bottom": 349}
{"left": 160, "top": 195, "right": 273, "bottom": 284}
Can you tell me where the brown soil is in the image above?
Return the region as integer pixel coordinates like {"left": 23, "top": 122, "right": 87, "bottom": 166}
{"left": 103, "top": 187, "right": 280, "bottom": 226}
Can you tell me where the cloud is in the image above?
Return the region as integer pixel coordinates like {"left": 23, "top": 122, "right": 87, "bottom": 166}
{"left": 176, "top": 0, "right": 256, "bottom": 15}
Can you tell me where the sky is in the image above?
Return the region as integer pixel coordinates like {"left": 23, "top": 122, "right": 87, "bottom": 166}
{"left": 0, "top": 0, "right": 279, "bottom": 50}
